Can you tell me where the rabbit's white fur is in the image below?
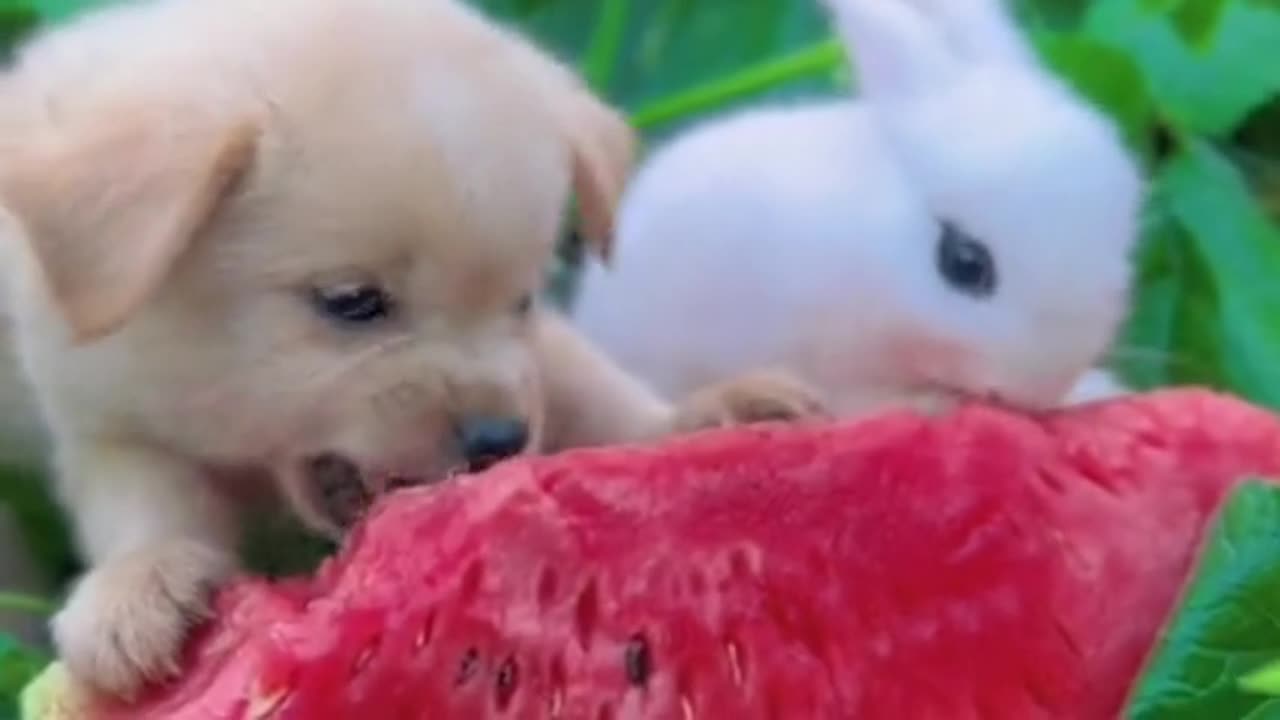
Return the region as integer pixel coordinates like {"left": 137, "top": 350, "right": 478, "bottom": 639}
{"left": 572, "top": 0, "right": 1143, "bottom": 417}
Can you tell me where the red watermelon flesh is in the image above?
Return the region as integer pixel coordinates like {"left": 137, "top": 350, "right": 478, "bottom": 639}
{"left": 87, "top": 388, "right": 1280, "bottom": 719}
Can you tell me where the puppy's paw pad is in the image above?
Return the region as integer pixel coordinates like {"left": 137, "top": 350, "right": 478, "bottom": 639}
{"left": 52, "top": 541, "right": 235, "bottom": 700}
{"left": 671, "top": 370, "right": 831, "bottom": 433}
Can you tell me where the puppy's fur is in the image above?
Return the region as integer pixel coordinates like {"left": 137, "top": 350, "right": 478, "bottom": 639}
{"left": 0, "top": 0, "right": 824, "bottom": 698}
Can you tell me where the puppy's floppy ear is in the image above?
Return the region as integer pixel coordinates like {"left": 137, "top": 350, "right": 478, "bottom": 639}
{"left": 0, "top": 108, "right": 258, "bottom": 343}
{"left": 556, "top": 91, "right": 636, "bottom": 265}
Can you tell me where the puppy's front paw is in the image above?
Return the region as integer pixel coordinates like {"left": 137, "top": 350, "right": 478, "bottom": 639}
{"left": 669, "top": 370, "right": 831, "bottom": 434}
{"left": 51, "top": 540, "right": 235, "bottom": 700}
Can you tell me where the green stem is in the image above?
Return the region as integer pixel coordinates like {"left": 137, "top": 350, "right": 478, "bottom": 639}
{"left": 1239, "top": 657, "right": 1280, "bottom": 697}
{"left": 631, "top": 39, "right": 847, "bottom": 131}
{"left": 0, "top": 591, "right": 55, "bottom": 616}
{"left": 582, "top": 0, "right": 630, "bottom": 93}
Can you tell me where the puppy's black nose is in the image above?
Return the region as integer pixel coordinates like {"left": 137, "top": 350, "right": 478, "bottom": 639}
{"left": 458, "top": 416, "right": 529, "bottom": 471}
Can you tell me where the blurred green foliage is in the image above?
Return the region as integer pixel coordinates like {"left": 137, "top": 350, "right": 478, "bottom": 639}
{"left": 0, "top": 0, "right": 1278, "bottom": 707}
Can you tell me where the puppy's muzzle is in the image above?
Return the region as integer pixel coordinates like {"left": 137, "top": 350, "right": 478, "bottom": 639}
{"left": 456, "top": 415, "right": 529, "bottom": 472}
{"left": 299, "top": 415, "right": 527, "bottom": 532}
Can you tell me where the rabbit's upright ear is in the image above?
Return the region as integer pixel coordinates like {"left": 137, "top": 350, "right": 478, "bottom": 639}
{"left": 912, "top": 0, "right": 1039, "bottom": 67}
{"left": 822, "top": 0, "right": 956, "bottom": 100}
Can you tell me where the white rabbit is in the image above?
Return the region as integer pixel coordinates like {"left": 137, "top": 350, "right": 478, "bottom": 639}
{"left": 570, "top": 0, "right": 1144, "bottom": 418}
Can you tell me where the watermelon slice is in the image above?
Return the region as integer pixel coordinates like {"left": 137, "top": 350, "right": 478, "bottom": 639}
{"left": 28, "top": 389, "right": 1280, "bottom": 718}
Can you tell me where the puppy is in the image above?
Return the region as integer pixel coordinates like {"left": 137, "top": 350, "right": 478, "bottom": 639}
{"left": 0, "top": 0, "right": 825, "bottom": 699}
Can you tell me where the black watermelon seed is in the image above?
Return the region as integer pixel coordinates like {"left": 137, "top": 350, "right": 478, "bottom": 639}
{"left": 456, "top": 647, "right": 480, "bottom": 686}
{"left": 495, "top": 655, "right": 519, "bottom": 709}
{"left": 624, "top": 634, "right": 652, "bottom": 688}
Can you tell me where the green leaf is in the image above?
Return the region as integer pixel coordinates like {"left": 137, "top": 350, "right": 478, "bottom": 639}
{"left": 0, "top": 634, "right": 48, "bottom": 720}
{"left": 1114, "top": 208, "right": 1217, "bottom": 389}
{"left": 28, "top": 0, "right": 105, "bottom": 23}
{"left": 1124, "top": 480, "right": 1280, "bottom": 717}
{"left": 1033, "top": 30, "right": 1155, "bottom": 158}
{"left": 1170, "top": 0, "right": 1231, "bottom": 48}
{"left": 239, "top": 505, "right": 336, "bottom": 579}
{"left": 580, "top": 0, "right": 629, "bottom": 93}
{"left": 1016, "top": 0, "right": 1096, "bottom": 30}
{"left": 614, "top": 0, "right": 836, "bottom": 112}
{"left": 1156, "top": 140, "right": 1280, "bottom": 409}
{"left": 1084, "top": 0, "right": 1280, "bottom": 135}
{"left": 0, "top": 2, "right": 38, "bottom": 57}
{"left": 1239, "top": 657, "right": 1280, "bottom": 696}
{"left": 0, "top": 467, "right": 77, "bottom": 590}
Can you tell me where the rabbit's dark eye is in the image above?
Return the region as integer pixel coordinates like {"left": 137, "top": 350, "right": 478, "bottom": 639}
{"left": 311, "top": 282, "right": 395, "bottom": 325}
{"left": 936, "top": 221, "right": 997, "bottom": 298}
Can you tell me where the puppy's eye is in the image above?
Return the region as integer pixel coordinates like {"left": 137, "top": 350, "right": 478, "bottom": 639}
{"left": 311, "top": 283, "right": 394, "bottom": 324}
{"left": 936, "top": 221, "right": 997, "bottom": 298}
{"left": 514, "top": 293, "right": 535, "bottom": 317}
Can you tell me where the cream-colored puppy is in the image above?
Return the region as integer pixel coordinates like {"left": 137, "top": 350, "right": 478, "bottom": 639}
{"left": 0, "top": 0, "right": 825, "bottom": 699}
